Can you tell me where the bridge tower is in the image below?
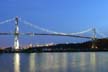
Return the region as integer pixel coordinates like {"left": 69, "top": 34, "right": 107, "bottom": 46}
{"left": 91, "top": 28, "right": 97, "bottom": 48}
{"left": 14, "top": 17, "right": 19, "bottom": 49}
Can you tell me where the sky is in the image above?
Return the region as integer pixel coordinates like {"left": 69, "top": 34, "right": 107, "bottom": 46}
{"left": 0, "top": 0, "right": 108, "bottom": 47}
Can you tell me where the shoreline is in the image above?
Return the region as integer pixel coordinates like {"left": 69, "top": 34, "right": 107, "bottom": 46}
{"left": 0, "top": 38, "right": 108, "bottom": 53}
{"left": 0, "top": 49, "right": 108, "bottom": 53}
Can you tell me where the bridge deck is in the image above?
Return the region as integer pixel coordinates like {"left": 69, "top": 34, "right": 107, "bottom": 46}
{"left": 0, "top": 32, "right": 92, "bottom": 39}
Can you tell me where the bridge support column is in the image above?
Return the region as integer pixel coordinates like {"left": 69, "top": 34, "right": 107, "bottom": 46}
{"left": 91, "top": 28, "right": 97, "bottom": 48}
{"left": 14, "top": 17, "right": 19, "bottom": 49}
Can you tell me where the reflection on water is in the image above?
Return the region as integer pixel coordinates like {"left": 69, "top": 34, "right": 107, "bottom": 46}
{"left": 14, "top": 53, "right": 20, "bottom": 72}
{"left": 0, "top": 52, "right": 108, "bottom": 72}
{"left": 90, "top": 53, "right": 96, "bottom": 72}
{"left": 80, "top": 53, "right": 86, "bottom": 71}
{"left": 29, "top": 53, "right": 36, "bottom": 72}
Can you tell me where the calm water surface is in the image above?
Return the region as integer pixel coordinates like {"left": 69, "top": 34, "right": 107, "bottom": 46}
{"left": 0, "top": 52, "right": 108, "bottom": 72}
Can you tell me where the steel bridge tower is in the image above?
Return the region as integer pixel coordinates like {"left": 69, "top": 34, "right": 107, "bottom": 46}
{"left": 14, "top": 17, "right": 19, "bottom": 49}
{"left": 91, "top": 28, "right": 97, "bottom": 48}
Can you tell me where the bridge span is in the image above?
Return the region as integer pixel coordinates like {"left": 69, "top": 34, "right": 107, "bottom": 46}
{"left": 0, "top": 17, "right": 106, "bottom": 49}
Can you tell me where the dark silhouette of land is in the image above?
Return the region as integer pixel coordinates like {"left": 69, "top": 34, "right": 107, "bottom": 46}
{"left": 0, "top": 38, "right": 108, "bottom": 53}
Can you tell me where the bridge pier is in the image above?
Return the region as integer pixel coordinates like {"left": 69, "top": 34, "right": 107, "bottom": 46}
{"left": 91, "top": 38, "right": 97, "bottom": 49}
{"left": 14, "top": 17, "right": 19, "bottom": 49}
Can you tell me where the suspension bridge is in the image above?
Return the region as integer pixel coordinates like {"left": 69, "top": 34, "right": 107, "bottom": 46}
{"left": 0, "top": 17, "right": 107, "bottom": 49}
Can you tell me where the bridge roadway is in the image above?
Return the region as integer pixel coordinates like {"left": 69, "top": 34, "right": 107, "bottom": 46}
{"left": 0, "top": 32, "right": 92, "bottom": 39}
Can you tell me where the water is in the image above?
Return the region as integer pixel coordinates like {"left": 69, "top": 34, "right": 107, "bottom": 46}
{"left": 0, "top": 52, "right": 108, "bottom": 72}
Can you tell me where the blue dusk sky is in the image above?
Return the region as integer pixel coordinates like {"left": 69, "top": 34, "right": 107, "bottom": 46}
{"left": 0, "top": 0, "right": 108, "bottom": 47}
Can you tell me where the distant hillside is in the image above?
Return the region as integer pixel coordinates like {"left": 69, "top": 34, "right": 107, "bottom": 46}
{"left": 49, "top": 38, "right": 108, "bottom": 50}
{"left": 92, "top": 38, "right": 108, "bottom": 48}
